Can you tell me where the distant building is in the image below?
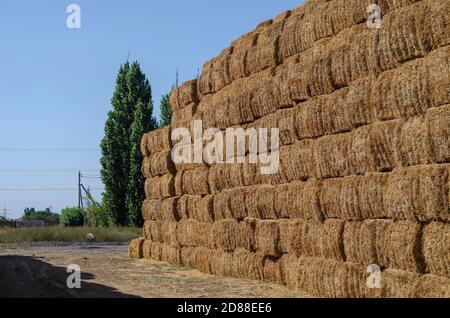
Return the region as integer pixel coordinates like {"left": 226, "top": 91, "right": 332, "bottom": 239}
{"left": 13, "top": 220, "right": 46, "bottom": 228}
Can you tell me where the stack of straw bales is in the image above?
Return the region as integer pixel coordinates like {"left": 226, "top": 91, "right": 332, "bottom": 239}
{"left": 130, "top": 0, "right": 450, "bottom": 298}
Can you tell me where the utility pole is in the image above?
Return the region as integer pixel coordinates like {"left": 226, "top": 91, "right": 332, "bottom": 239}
{"left": 78, "top": 171, "right": 81, "bottom": 210}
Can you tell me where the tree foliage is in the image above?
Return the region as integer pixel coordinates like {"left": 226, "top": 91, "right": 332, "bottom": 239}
{"left": 159, "top": 93, "right": 172, "bottom": 127}
{"left": 100, "top": 61, "right": 156, "bottom": 226}
{"left": 60, "top": 207, "right": 84, "bottom": 227}
{"left": 22, "top": 207, "right": 60, "bottom": 224}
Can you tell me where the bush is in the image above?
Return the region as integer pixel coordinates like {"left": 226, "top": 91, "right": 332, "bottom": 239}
{"left": 60, "top": 207, "right": 84, "bottom": 227}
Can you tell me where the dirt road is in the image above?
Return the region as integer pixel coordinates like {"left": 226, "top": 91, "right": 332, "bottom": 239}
{"left": 0, "top": 243, "right": 308, "bottom": 298}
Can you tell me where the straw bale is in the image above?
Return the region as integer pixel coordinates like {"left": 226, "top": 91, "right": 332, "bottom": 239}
{"left": 347, "top": 77, "right": 375, "bottom": 128}
{"left": 277, "top": 108, "right": 296, "bottom": 146}
{"left": 237, "top": 218, "right": 257, "bottom": 252}
{"left": 245, "top": 185, "right": 277, "bottom": 219}
{"left": 294, "top": 98, "right": 325, "bottom": 139}
{"left": 382, "top": 269, "right": 419, "bottom": 298}
{"left": 210, "top": 47, "right": 234, "bottom": 92}
{"left": 417, "top": 0, "right": 450, "bottom": 51}
{"left": 182, "top": 167, "right": 209, "bottom": 195}
{"left": 274, "top": 184, "right": 291, "bottom": 219}
{"left": 190, "top": 194, "right": 214, "bottom": 223}
{"left": 415, "top": 274, "right": 450, "bottom": 298}
{"left": 384, "top": 165, "right": 449, "bottom": 222}
{"left": 427, "top": 105, "right": 450, "bottom": 164}
{"left": 246, "top": 21, "right": 283, "bottom": 75}
{"left": 328, "top": 23, "right": 378, "bottom": 88}
{"left": 233, "top": 249, "right": 266, "bottom": 281}
{"left": 169, "top": 88, "right": 180, "bottom": 113}
{"left": 144, "top": 126, "right": 172, "bottom": 155}
{"left": 176, "top": 219, "right": 198, "bottom": 247}
{"left": 279, "top": 140, "right": 315, "bottom": 182}
{"left": 397, "top": 116, "right": 433, "bottom": 166}
{"left": 158, "top": 174, "right": 176, "bottom": 199}
{"left": 280, "top": 254, "right": 299, "bottom": 288}
{"left": 178, "top": 80, "right": 199, "bottom": 109}
{"left": 172, "top": 103, "right": 195, "bottom": 130}
{"left": 242, "top": 160, "right": 262, "bottom": 186}
{"left": 313, "top": 133, "right": 352, "bottom": 179}
{"left": 193, "top": 247, "right": 214, "bottom": 274}
{"left": 330, "top": 174, "right": 388, "bottom": 220}
{"left": 213, "top": 219, "right": 239, "bottom": 252}
{"left": 143, "top": 220, "right": 163, "bottom": 242}
{"left": 296, "top": 257, "right": 366, "bottom": 298}
{"left": 213, "top": 191, "right": 229, "bottom": 221}
{"left": 180, "top": 246, "right": 196, "bottom": 267}
{"left": 321, "top": 88, "right": 353, "bottom": 136}
{"left": 160, "top": 197, "right": 180, "bottom": 221}
{"left": 176, "top": 195, "right": 190, "bottom": 219}
{"left": 198, "top": 59, "right": 214, "bottom": 96}
{"left": 150, "top": 242, "right": 162, "bottom": 261}
{"left": 149, "top": 151, "right": 175, "bottom": 177}
{"left": 263, "top": 258, "right": 284, "bottom": 284}
{"left": 142, "top": 240, "right": 153, "bottom": 260}
{"left": 255, "top": 220, "right": 281, "bottom": 257}
{"left": 289, "top": 180, "right": 323, "bottom": 222}
{"left": 377, "top": 3, "right": 427, "bottom": 72}
{"left": 377, "top": 0, "right": 421, "bottom": 12}
{"left": 160, "top": 221, "right": 179, "bottom": 247}
{"left": 128, "top": 238, "right": 145, "bottom": 259}
{"left": 229, "top": 31, "right": 258, "bottom": 81}
{"left": 210, "top": 250, "right": 234, "bottom": 277}
{"left": 350, "top": 120, "right": 402, "bottom": 175}
{"left": 423, "top": 222, "right": 450, "bottom": 277}
{"left": 160, "top": 243, "right": 182, "bottom": 265}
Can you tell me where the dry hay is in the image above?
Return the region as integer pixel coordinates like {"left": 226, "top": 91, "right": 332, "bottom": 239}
{"left": 172, "top": 103, "right": 196, "bottom": 130}
{"left": 210, "top": 249, "right": 234, "bottom": 277}
{"left": 381, "top": 269, "right": 420, "bottom": 298}
{"left": 263, "top": 257, "right": 284, "bottom": 284}
{"left": 198, "top": 59, "right": 215, "bottom": 96}
{"left": 328, "top": 174, "right": 388, "bottom": 220}
{"left": 344, "top": 220, "right": 423, "bottom": 273}
{"left": 277, "top": 108, "right": 297, "bottom": 146}
{"left": 142, "top": 240, "right": 153, "bottom": 260}
{"left": 160, "top": 243, "right": 182, "bottom": 265}
{"left": 143, "top": 151, "right": 175, "bottom": 178}
{"left": 212, "top": 219, "right": 239, "bottom": 252}
{"left": 426, "top": 104, "right": 450, "bottom": 164}
{"left": 328, "top": 23, "right": 378, "bottom": 88}
{"left": 296, "top": 257, "right": 366, "bottom": 298}
{"left": 128, "top": 238, "right": 145, "bottom": 259}
{"left": 208, "top": 163, "right": 245, "bottom": 194}
{"left": 177, "top": 80, "right": 199, "bottom": 110}
{"left": 313, "top": 133, "right": 352, "bottom": 179}
{"left": 213, "top": 188, "right": 249, "bottom": 221}
{"left": 142, "top": 197, "right": 179, "bottom": 221}
{"left": 189, "top": 194, "right": 214, "bottom": 223}
{"left": 143, "top": 220, "right": 163, "bottom": 242}
{"left": 246, "top": 21, "right": 283, "bottom": 75}
{"left": 377, "top": 0, "right": 449, "bottom": 72}
{"left": 279, "top": 254, "right": 299, "bottom": 288}
{"left": 232, "top": 248, "right": 266, "bottom": 281}
{"left": 143, "top": 126, "right": 172, "bottom": 156}
{"left": 237, "top": 218, "right": 257, "bottom": 252}
{"left": 144, "top": 174, "right": 175, "bottom": 200}
{"left": 286, "top": 219, "right": 345, "bottom": 261}
{"left": 245, "top": 185, "right": 277, "bottom": 219}
{"left": 160, "top": 221, "right": 179, "bottom": 248}
{"left": 181, "top": 166, "right": 210, "bottom": 195}
{"left": 415, "top": 274, "right": 450, "bottom": 298}
{"left": 423, "top": 222, "right": 450, "bottom": 277}
{"left": 229, "top": 31, "right": 259, "bottom": 81}
{"left": 384, "top": 165, "right": 449, "bottom": 222}
{"left": 372, "top": 47, "right": 450, "bottom": 121}
{"left": 176, "top": 219, "right": 199, "bottom": 247}
{"left": 174, "top": 171, "right": 184, "bottom": 196}
{"left": 351, "top": 120, "right": 402, "bottom": 175}
{"left": 396, "top": 115, "right": 433, "bottom": 166}
{"left": 287, "top": 180, "right": 323, "bottom": 222}
{"left": 210, "top": 47, "right": 234, "bottom": 92}
{"left": 278, "top": 140, "right": 315, "bottom": 183}
{"left": 273, "top": 184, "right": 291, "bottom": 219}
{"left": 255, "top": 220, "right": 281, "bottom": 257}
{"left": 150, "top": 242, "right": 163, "bottom": 261}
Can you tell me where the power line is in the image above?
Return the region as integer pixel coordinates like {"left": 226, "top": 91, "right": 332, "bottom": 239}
{"left": 0, "top": 188, "right": 103, "bottom": 191}
{"left": 0, "top": 169, "right": 100, "bottom": 172}
{"left": 0, "top": 148, "right": 100, "bottom": 152}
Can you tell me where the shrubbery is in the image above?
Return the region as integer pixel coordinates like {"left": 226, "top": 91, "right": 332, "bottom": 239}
{"left": 60, "top": 207, "right": 84, "bottom": 227}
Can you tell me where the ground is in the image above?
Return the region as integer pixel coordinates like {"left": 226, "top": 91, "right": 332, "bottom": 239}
{"left": 0, "top": 243, "right": 309, "bottom": 298}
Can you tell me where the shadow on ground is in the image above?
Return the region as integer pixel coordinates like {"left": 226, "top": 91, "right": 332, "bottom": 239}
{"left": 0, "top": 255, "right": 139, "bottom": 298}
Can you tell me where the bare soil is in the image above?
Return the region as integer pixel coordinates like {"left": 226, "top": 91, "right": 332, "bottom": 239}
{"left": 0, "top": 243, "right": 309, "bottom": 298}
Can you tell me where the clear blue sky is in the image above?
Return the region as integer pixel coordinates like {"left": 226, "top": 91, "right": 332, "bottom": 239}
{"left": 0, "top": 0, "right": 303, "bottom": 219}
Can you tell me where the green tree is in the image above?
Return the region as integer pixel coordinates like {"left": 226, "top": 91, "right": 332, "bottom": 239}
{"left": 100, "top": 61, "right": 156, "bottom": 226}
{"left": 159, "top": 93, "right": 172, "bottom": 127}
{"left": 60, "top": 207, "right": 84, "bottom": 227}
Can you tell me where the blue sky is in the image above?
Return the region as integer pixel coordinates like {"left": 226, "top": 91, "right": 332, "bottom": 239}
{"left": 0, "top": 0, "right": 303, "bottom": 219}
